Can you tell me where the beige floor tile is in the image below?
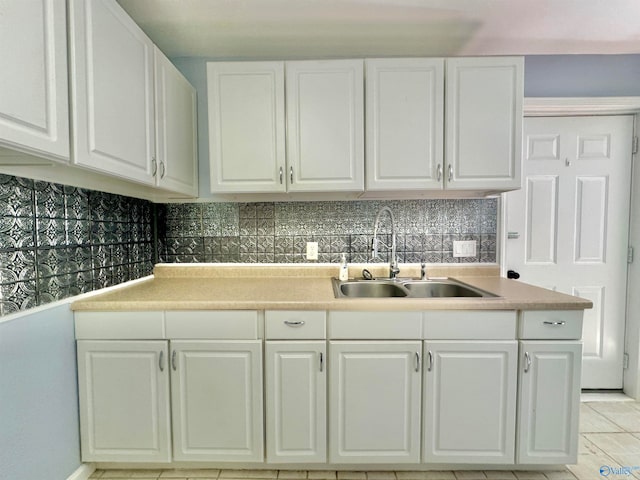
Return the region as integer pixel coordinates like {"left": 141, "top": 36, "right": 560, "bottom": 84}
{"left": 337, "top": 472, "right": 366, "bottom": 480}
{"left": 395, "top": 472, "right": 428, "bottom": 480}
{"left": 162, "top": 470, "right": 220, "bottom": 479}
{"left": 579, "top": 404, "right": 624, "bottom": 433}
{"left": 568, "top": 453, "right": 621, "bottom": 480}
{"left": 481, "top": 472, "right": 516, "bottom": 479}
{"left": 605, "top": 454, "right": 640, "bottom": 478}
{"left": 542, "top": 471, "right": 576, "bottom": 480}
{"left": 279, "top": 471, "right": 308, "bottom": 479}
{"left": 219, "top": 471, "right": 277, "bottom": 479}
{"left": 579, "top": 434, "right": 607, "bottom": 455}
{"left": 101, "top": 471, "right": 140, "bottom": 479}
{"left": 513, "top": 472, "right": 545, "bottom": 480}
{"left": 367, "top": 473, "right": 396, "bottom": 480}
{"left": 424, "top": 473, "right": 456, "bottom": 480}
{"left": 131, "top": 471, "right": 164, "bottom": 479}
{"left": 90, "top": 471, "right": 105, "bottom": 479}
{"left": 584, "top": 432, "right": 640, "bottom": 455}
{"left": 453, "top": 472, "right": 486, "bottom": 480}
{"left": 308, "top": 471, "right": 337, "bottom": 480}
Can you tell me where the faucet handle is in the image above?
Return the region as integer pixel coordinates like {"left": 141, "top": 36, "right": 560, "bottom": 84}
{"left": 420, "top": 262, "right": 427, "bottom": 280}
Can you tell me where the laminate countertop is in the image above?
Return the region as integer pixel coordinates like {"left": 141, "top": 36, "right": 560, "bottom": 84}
{"left": 71, "top": 264, "right": 593, "bottom": 312}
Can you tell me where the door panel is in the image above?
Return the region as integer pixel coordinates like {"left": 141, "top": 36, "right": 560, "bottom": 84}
{"left": 505, "top": 115, "right": 633, "bottom": 388}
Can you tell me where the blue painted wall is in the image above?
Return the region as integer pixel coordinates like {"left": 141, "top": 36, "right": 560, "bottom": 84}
{"left": 0, "top": 304, "right": 81, "bottom": 480}
{"left": 525, "top": 54, "right": 640, "bottom": 97}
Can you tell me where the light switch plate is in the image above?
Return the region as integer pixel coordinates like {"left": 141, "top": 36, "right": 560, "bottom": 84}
{"left": 453, "top": 240, "right": 477, "bottom": 258}
{"left": 306, "top": 242, "right": 318, "bottom": 260}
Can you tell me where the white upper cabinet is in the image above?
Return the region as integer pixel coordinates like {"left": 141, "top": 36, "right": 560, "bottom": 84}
{"left": 0, "top": 0, "right": 69, "bottom": 162}
{"left": 68, "top": 0, "right": 155, "bottom": 185}
{"left": 365, "top": 58, "right": 444, "bottom": 191}
{"left": 445, "top": 57, "right": 523, "bottom": 191}
{"left": 154, "top": 48, "right": 198, "bottom": 197}
{"left": 286, "top": 60, "right": 364, "bottom": 192}
{"left": 207, "top": 61, "right": 286, "bottom": 193}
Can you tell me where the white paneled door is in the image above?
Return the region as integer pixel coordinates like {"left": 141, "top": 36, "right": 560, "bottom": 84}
{"left": 505, "top": 115, "right": 633, "bottom": 388}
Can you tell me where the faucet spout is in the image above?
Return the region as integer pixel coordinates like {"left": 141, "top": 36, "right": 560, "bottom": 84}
{"left": 372, "top": 207, "right": 400, "bottom": 279}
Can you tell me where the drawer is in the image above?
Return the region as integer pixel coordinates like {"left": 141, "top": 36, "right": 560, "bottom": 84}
{"left": 328, "top": 311, "right": 422, "bottom": 339}
{"left": 75, "top": 311, "right": 165, "bottom": 339}
{"left": 165, "top": 310, "right": 259, "bottom": 339}
{"left": 265, "top": 310, "right": 326, "bottom": 339}
{"left": 519, "top": 310, "right": 583, "bottom": 339}
{"left": 423, "top": 310, "right": 517, "bottom": 340}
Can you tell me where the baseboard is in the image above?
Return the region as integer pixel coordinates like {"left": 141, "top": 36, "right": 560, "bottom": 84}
{"left": 66, "top": 463, "right": 96, "bottom": 480}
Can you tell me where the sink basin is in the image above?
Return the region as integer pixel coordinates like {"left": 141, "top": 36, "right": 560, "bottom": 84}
{"left": 338, "top": 281, "right": 408, "bottom": 298}
{"left": 332, "top": 278, "right": 497, "bottom": 299}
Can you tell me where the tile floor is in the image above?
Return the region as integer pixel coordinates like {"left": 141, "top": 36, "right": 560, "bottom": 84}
{"left": 90, "top": 400, "right": 640, "bottom": 480}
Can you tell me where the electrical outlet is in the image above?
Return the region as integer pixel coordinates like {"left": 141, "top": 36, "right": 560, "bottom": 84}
{"left": 453, "top": 240, "right": 477, "bottom": 258}
{"left": 306, "top": 242, "right": 318, "bottom": 260}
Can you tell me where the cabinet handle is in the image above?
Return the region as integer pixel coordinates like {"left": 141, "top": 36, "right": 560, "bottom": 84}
{"left": 159, "top": 350, "right": 164, "bottom": 372}
{"left": 427, "top": 350, "right": 433, "bottom": 372}
{"left": 290, "top": 166, "right": 294, "bottom": 184}
{"left": 543, "top": 321, "right": 566, "bottom": 326}
{"left": 160, "top": 161, "right": 166, "bottom": 179}
{"left": 436, "top": 164, "right": 442, "bottom": 182}
{"left": 151, "top": 157, "right": 157, "bottom": 176}
{"left": 524, "top": 351, "right": 531, "bottom": 373}
{"left": 279, "top": 166, "right": 283, "bottom": 184}
{"left": 284, "top": 320, "right": 305, "bottom": 327}
{"left": 415, "top": 352, "right": 420, "bottom": 372}
{"left": 319, "top": 352, "right": 324, "bottom": 372}
{"left": 171, "top": 350, "right": 177, "bottom": 371}
{"left": 448, "top": 164, "right": 453, "bottom": 182}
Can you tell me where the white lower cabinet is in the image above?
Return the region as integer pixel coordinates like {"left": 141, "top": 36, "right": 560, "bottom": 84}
{"left": 517, "top": 341, "right": 582, "bottom": 464}
{"left": 171, "top": 340, "right": 264, "bottom": 462}
{"left": 329, "top": 341, "right": 422, "bottom": 463}
{"left": 265, "top": 341, "right": 326, "bottom": 463}
{"left": 77, "top": 340, "right": 172, "bottom": 463}
{"left": 422, "top": 341, "right": 518, "bottom": 464}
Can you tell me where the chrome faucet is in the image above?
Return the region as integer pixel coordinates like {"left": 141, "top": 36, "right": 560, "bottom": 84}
{"left": 371, "top": 207, "right": 400, "bottom": 279}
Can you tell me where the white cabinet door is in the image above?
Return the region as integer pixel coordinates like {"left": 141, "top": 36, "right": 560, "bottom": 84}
{"left": 329, "top": 341, "right": 422, "bottom": 463}
{"left": 171, "top": 341, "right": 263, "bottom": 462}
{"left": 517, "top": 341, "right": 582, "bottom": 464}
{"left": 286, "top": 60, "right": 364, "bottom": 192}
{"left": 154, "top": 48, "right": 198, "bottom": 197}
{"left": 0, "top": 0, "right": 69, "bottom": 162}
{"left": 68, "top": 0, "right": 155, "bottom": 185}
{"left": 445, "top": 57, "right": 523, "bottom": 191}
{"left": 423, "top": 341, "right": 517, "bottom": 464}
{"left": 207, "top": 61, "right": 286, "bottom": 193}
{"left": 265, "top": 341, "right": 326, "bottom": 463}
{"left": 77, "top": 340, "right": 171, "bottom": 463}
{"left": 365, "top": 58, "right": 444, "bottom": 191}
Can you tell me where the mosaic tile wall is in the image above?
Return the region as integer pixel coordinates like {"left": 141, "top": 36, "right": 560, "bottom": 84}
{"left": 0, "top": 175, "right": 155, "bottom": 316}
{"left": 159, "top": 199, "right": 498, "bottom": 265}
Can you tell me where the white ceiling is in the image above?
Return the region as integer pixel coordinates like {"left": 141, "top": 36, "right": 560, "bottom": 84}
{"left": 116, "top": 0, "right": 640, "bottom": 59}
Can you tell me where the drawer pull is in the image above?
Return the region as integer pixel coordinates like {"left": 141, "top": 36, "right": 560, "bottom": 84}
{"left": 427, "top": 350, "right": 433, "bottom": 372}
{"left": 159, "top": 351, "right": 164, "bottom": 372}
{"left": 284, "top": 320, "right": 305, "bottom": 327}
{"left": 524, "top": 351, "right": 531, "bottom": 373}
{"left": 543, "top": 321, "right": 566, "bottom": 326}
{"left": 415, "top": 352, "right": 420, "bottom": 372}
{"left": 171, "top": 350, "right": 177, "bottom": 371}
{"left": 319, "top": 352, "right": 324, "bottom": 372}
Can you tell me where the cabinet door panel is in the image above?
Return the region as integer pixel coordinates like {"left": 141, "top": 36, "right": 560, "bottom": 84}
{"left": 286, "top": 60, "right": 364, "bottom": 192}
{"left": 446, "top": 57, "right": 523, "bottom": 190}
{"left": 517, "top": 341, "right": 582, "bottom": 464}
{"left": 329, "top": 341, "right": 421, "bottom": 463}
{"left": 171, "top": 340, "right": 263, "bottom": 462}
{"left": 365, "top": 58, "right": 444, "bottom": 191}
{"left": 207, "top": 62, "right": 285, "bottom": 193}
{"left": 423, "top": 341, "right": 517, "bottom": 464}
{"left": 69, "top": 0, "right": 155, "bottom": 184}
{"left": 155, "top": 48, "right": 198, "bottom": 197}
{"left": 0, "top": 0, "right": 69, "bottom": 161}
{"left": 266, "top": 341, "right": 326, "bottom": 463}
{"left": 77, "top": 340, "right": 171, "bottom": 462}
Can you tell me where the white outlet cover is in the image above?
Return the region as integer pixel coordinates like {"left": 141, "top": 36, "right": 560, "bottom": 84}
{"left": 453, "top": 240, "right": 477, "bottom": 258}
{"left": 306, "top": 241, "right": 319, "bottom": 260}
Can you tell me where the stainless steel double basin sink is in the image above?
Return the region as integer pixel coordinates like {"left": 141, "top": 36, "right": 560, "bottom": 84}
{"left": 332, "top": 277, "right": 497, "bottom": 299}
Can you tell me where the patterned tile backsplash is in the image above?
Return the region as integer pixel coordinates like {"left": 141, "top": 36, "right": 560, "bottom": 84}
{"left": 159, "top": 199, "right": 498, "bottom": 265}
{"left": 0, "top": 175, "right": 155, "bottom": 316}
